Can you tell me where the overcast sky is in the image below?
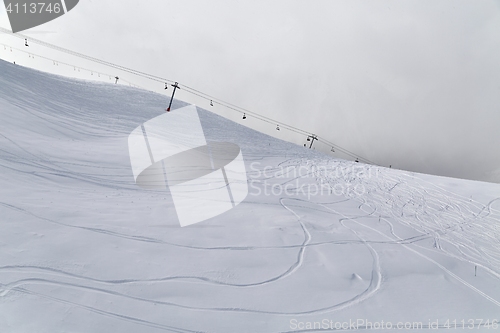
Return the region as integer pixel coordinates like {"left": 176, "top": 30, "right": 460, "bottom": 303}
{"left": 1, "top": 0, "right": 500, "bottom": 183}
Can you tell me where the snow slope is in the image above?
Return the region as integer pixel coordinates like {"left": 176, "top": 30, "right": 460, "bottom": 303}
{"left": 0, "top": 59, "right": 499, "bottom": 332}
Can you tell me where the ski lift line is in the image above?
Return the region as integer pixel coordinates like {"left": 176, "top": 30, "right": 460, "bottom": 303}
{"left": 314, "top": 138, "right": 375, "bottom": 164}
{"left": 178, "top": 86, "right": 366, "bottom": 160}
{"left": 1, "top": 53, "right": 370, "bottom": 164}
{"left": 183, "top": 82, "right": 371, "bottom": 162}
{"left": 181, "top": 86, "right": 310, "bottom": 134}
{"left": 0, "top": 30, "right": 376, "bottom": 165}
{"left": 179, "top": 86, "right": 370, "bottom": 162}
{"left": 0, "top": 28, "right": 161, "bottom": 81}
{"left": 0, "top": 27, "right": 172, "bottom": 85}
{"left": 180, "top": 87, "right": 317, "bottom": 141}
{"left": 1, "top": 28, "right": 315, "bottom": 137}
{"left": 1, "top": 41, "right": 373, "bottom": 164}
{"left": 183, "top": 88, "right": 287, "bottom": 127}
{"left": 0, "top": 42, "right": 115, "bottom": 77}
{"left": 2, "top": 29, "right": 324, "bottom": 138}
{"left": 315, "top": 137, "right": 366, "bottom": 161}
{"left": 181, "top": 85, "right": 312, "bottom": 136}
{"left": 181, "top": 86, "right": 375, "bottom": 163}
{"left": 321, "top": 140, "right": 375, "bottom": 164}
{"left": 0, "top": 42, "right": 141, "bottom": 88}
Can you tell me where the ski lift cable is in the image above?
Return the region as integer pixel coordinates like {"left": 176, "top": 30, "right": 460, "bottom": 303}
{"left": 180, "top": 87, "right": 316, "bottom": 140}
{"left": 0, "top": 29, "right": 314, "bottom": 135}
{"left": 1, "top": 28, "right": 317, "bottom": 137}
{"left": 180, "top": 86, "right": 373, "bottom": 163}
{"left": 184, "top": 82, "right": 373, "bottom": 162}
{"left": 0, "top": 42, "right": 142, "bottom": 88}
{"left": 314, "top": 138, "right": 375, "bottom": 164}
{"left": 180, "top": 85, "right": 311, "bottom": 136}
{"left": 0, "top": 28, "right": 376, "bottom": 165}
{"left": 1, "top": 35, "right": 373, "bottom": 163}
{"left": 0, "top": 27, "right": 172, "bottom": 84}
{"left": 180, "top": 87, "right": 310, "bottom": 135}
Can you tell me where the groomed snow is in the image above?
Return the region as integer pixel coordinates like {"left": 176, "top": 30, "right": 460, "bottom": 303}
{"left": 0, "top": 60, "right": 499, "bottom": 332}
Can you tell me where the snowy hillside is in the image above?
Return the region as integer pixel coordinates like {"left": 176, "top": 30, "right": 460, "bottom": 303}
{"left": 0, "top": 59, "right": 499, "bottom": 332}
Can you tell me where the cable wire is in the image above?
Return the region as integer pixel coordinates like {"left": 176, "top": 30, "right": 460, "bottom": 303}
{"left": 0, "top": 27, "right": 377, "bottom": 165}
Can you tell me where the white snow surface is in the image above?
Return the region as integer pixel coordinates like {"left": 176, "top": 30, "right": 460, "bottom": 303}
{"left": 0, "top": 60, "right": 499, "bottom": 332}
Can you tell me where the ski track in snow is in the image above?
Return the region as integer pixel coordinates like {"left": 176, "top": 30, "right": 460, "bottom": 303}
{"left": 1, "top": 61, "right": 500, "bottom": 332}
{"left": 0, "top": 195, "right": 379, "bottom": 315}
{"left": 2, "top": 163, "right": 498, "bottom": 316}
